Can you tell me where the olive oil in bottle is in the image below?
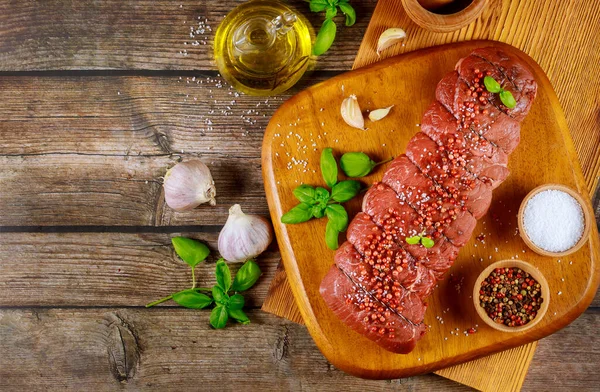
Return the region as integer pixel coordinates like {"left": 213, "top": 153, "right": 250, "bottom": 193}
{"left": 214, "top": 0, "right": 312, "bottom": 96}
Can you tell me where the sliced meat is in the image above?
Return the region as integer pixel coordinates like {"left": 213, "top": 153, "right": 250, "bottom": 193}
{"left": 320, "top": 266, "right": 427, "bottom": 354}
{"left": 471, "top": 48, "right": 537, "bottom": 121}
{"left": 436, "top": 72, "right": 521, "bottom": 154}
{"left": 334, "top": 241, "right": 427, "bottom": 323}
{"left": 406, "top": 131, "right": 493, "bottom": 218}
{"left": 382, "top": 155, "right": 477, "bottom": 246}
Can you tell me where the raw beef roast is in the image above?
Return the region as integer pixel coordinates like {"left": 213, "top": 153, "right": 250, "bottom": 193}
{"left": 319, "top": 47, "right": 537, "bottom": 353}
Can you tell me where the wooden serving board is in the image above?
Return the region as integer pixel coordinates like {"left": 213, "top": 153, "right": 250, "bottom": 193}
{"left": 261, "top": 41, "right": 600, "bottom": 379}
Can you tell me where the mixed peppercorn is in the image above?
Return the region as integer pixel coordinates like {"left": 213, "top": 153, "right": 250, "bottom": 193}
{"left": 479, "top": 267, "right": 543, "bottom": 327}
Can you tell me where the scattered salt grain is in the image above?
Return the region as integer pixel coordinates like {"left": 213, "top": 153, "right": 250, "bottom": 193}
{"left": 522, "top": 190, "right": 584, "bottom": 252}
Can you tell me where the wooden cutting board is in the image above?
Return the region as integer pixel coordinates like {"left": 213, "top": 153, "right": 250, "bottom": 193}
{"left": 261, "top": 40, "right": 599, "bottom": 379}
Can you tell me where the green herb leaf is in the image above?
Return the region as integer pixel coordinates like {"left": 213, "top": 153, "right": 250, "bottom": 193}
{"left": 315, "top": 187, "right": 331, "bottom": 201}
{"left": 228, "top": 294, "right": 245, "bottom": 310}
{"left": 338, "top": 3, "right": 356, "bottom": 26}
{"left": 212, "top": 285, "right": 229, "bottom": 305}
{"left": 340, "top": 152, "right": 377, "bottom": 177}
{"left": 325, "top": 5, "right": 337, "bottom": 19}
{"left": 210, "top": 305, "right": 229, "bottom": 329}
{"left": 313, "top": 18, "right": 337, "bottom": 56}
{"left": 312, "top": 205, "right": 326, "bottom": 218}
{"left": 499, "top": 90, "right": 517, "bottom": 109}
{"left": 325, "top": 219, "right": 340, "bottom": 250}
{"left": 171, "top": 237, "right": 210, "bottom": 268}
{"left": 309, "top": 0, "right": 328, "bottom": 12}
{"left": 293, "top": 184, "right": 317, "bottom": 204}
{"left": 421, "top": 236, "right": 435, "bottom": 248}
{"left": 228, "top": 308, "right": 250, "bottom": 325}
{"left": 483, "top": 76, "right": 502, "bottom": 93}
{"left": 172, "top": 289, "right": 213, "bottom": 309}
{"left": 331, "top": 180, "right": 361, "bottom": 202}
{"left": 406, "top": 236, "right": 421, "bottom": 245}
{"left": 215, "top": 258, "right": 232, "bottom": 292}
{"left": 281, "top": 203, "right": 313, "bottom": 224}
{"left": 325, "top": 204, "right": 349, "bottom": 232}
{"left": 320, "top": 147, "right": 338, "bottom": 188}
{"left": 231, "top": 260, "right": 262, "bottom": 292}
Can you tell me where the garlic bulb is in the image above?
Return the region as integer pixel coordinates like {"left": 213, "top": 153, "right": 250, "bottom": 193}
{"left": 368, "top": 105, "right": 394, "bottom": 121}
{"left": 163, "top": 160, "right": 216, "bottom": 211}
{"left": 377, "top": 28, "right": 406, "bottom": 56}
{"left": 341, "top": 95, "right": 365, "bottom": 130}
{"left": 218, "top": 204, "right": 273, "bottom": 263}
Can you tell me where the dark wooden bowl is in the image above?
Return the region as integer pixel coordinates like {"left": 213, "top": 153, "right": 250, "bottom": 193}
{"left": 401, "top": 0, "right": 487, "bottom": 33}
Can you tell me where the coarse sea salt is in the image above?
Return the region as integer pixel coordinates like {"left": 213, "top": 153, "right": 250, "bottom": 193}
{"left": 522, "top": 190, "right": 584, "bottom": 252}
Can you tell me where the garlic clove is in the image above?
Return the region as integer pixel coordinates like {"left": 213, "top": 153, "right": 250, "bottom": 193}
{"left": 218, "top": 204, "right": 273, "bottom": 263}
{"left": 377, "top": 28, "right": 406, "bottom": 56}
{"left": 368, "top": 105, "right": 394, "bottom": 122}
{"left": 163, "top": 160, "right": 216, "bottom": 211}
{"left": 340, "top": 94, "right": 365, "bottom": 130}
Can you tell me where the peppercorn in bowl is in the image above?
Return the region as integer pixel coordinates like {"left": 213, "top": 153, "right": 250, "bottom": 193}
{"left": 473, "top": 260, "right": 550, "bottom": 333}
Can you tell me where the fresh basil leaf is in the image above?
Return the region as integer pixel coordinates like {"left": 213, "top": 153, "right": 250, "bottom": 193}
{"left": 281, "top": 203, "right": 313, "bottom": 224}
{"left": 315, "top": 186, "right": 331, "bottom": 201}
{"left": 331, "top": 180, "right": 361, "bottom": 202}
{"left": 325, "top": 5, "right": 337, "bottom": 19}
{"left": 325, "top": 219, "right": 340, "bottom": 250}
{"left": 406, "top": 236, "right": 421, "bottom": 245}
{"left": 340, "top": 152, "right": 376, "bottom": 178}
{"left": 312, "top": 205, "right": 326, "bottom": 218}
{"left": 421, "top": 237, "right": 435, "bottom": 248}
{"left": 309, "top": 1, "right": 328, "bottom": 12}
{"left": 293, "top": 184, "right": 317, "bottom": 204}
{"left": 320, "top": 148, "right": 338, "bottom": 188}
{"left": 171, "top": 237, "right": 210, "bottom": 268}
{"left": 325, "top": 204, "right": 349, "bottom": 232}
{"left": 499, "top": 90, "right": 517, "bottom": 109}
{"left": 231, "top": 260, "right": 262, "bottom": 292}
{"left": 228, "top": 294, "right": 245, "bottom": 310}
{"left": 228, "top": 308, "right": 250, "bottom": 325}
{"left": 212, "top": 285, "right": 229, "bottom": 305}
{"left": 210, "top": 305, "right": 229, "bottom": 329}
{"left": 338, "top": 3, "right": 356, "bottom": 26}
{"left": 172, "top": 289, "right": 213, "bottom": 309}
{"left": 313, "top": 18, "right": 337, "bottom": 56}
{"left": 483, "top": 76, "right": 502, "bottom": 93}
{"left": 215, "top": 258, "right": 232, "bottom": 292}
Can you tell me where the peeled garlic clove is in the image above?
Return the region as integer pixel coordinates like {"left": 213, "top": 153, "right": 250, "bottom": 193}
{"left": 163, "top": 160, "right": 216, "bottom": 211}
{"left": 368, "top": 105, "right": 394, "bottom": 122}
{"left": 377, "top": 28, "right": 406, "bottom": 56}
{"left": 341, "top": 95, "right": 365, "bottom": 130}
{"left": 218, "top": 204, "right": 273, "bottom": 263}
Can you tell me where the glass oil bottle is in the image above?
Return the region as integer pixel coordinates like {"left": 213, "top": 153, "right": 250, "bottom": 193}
{"left": 214, "top": 0, "right": 313, "bottom": 96}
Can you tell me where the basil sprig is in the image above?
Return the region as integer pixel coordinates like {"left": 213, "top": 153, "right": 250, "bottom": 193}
{"left": 281, "top": 148, "right": 361, "bottom": 250}
{"left": 146, "top": 237, "right": 261, "bottom": 329}
{"left": 340, "top": 152, "right": 393, "bottom": 178}
{"left": 308, "top": 0, "right": 357, "bottom": 56}
{"left": 406, "top": 234, "right": 435, "bottom": 249}
{"left": 483, "top": 76, "right": 516, "bottom": 109}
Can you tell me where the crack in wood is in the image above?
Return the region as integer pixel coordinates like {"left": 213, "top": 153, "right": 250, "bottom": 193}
{"left": 105, "top": 312, "right": 141, "bottom": 383}
{"left": 273, "top": 325, "right": 290, "bottom": 362}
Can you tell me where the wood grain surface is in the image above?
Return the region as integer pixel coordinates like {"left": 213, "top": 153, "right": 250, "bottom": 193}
{"left": 0, "top": 0, "right": 598, "bottom": 389}
{"left": 262, "top": 41, "right": 600, "bottom": 378}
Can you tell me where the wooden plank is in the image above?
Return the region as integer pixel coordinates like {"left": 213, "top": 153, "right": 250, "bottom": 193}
{"left": 0, "top": 232, "right": 280, "bottom": 307}
{"left": 0, "top": 0, "right": 377, "bottom": 71}
{"left": 0, "top": 73, "right": 343, "bottom": 226}
{"left": 0, "top": 308, "right": 597, "bottom": 390}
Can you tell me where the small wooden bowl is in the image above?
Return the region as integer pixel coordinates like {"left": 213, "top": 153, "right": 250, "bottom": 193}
{"left": 517, "top": 184, "right": 592, "bottom": 257}
{"left": 401, "top": 0, "right": 487, "bottom": 33}
{"left": 473, "top": 260, "right": 550, "bottom": 333}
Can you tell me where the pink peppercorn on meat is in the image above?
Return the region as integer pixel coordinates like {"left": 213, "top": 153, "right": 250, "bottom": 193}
{"left": 319, "top": 47, "right": 537, "bottom": 353}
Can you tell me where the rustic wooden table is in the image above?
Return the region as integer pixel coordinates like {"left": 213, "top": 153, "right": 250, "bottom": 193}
{"left": 0, "top": 0, "right": 598, "bottom": 390}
